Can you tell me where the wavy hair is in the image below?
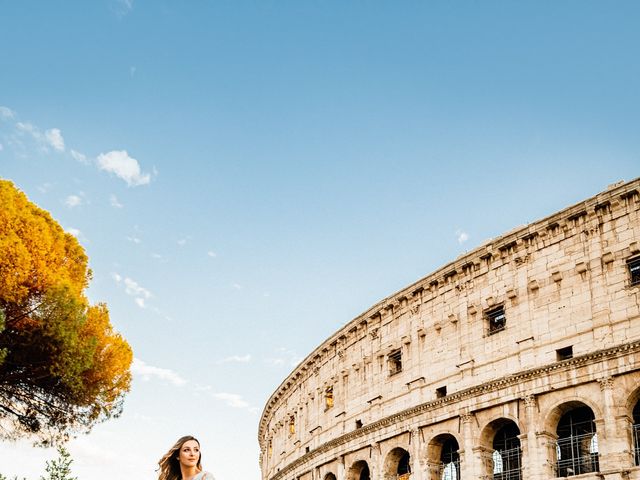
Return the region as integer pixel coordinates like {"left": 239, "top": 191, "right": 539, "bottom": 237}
{"left": 158, "top": 435, "right": 202, "bottom": 480}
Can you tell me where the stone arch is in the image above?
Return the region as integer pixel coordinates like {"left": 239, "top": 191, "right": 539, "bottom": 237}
{"left": 542, "top": 397, "right": 603, "bottom": 434}
{"left": 548, "top": 401, "right": 599, "bottom": 477}
{"left": 347, "top": 460, "right": 371, "bottom": 480}
{"left": 383, "top": 447, "right": 411, "bottom": 480}
{"left": 479, "top": 418, "right": 522, "bottom": 480}
{"left": 426, "top": 433, "right": 460, "bottom": 480}
{"left": 628, "top": 386, "right": 640, "bottom": 466}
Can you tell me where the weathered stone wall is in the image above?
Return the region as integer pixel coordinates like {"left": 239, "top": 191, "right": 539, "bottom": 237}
{"left": 259, "top": 178, "right": 640, "bottom": 480}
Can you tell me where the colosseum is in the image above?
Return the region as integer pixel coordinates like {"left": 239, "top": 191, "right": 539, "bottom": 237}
{"left": 259, "top": 177, "right": 640, "bottom": 480}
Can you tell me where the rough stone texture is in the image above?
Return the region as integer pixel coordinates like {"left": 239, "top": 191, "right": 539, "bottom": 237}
{"left": 259, "top": 178, "right": 640, "bottom": 480}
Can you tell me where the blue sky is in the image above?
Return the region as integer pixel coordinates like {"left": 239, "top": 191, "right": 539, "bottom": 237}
{"left": 1, "top": 1, "right": 639, "bottom": 479}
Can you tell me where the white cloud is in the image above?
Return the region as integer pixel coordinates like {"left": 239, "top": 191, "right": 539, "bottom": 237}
{"left": 66, "top": 227, "right": 82, "bottom": 237}
{"left": 97, "top": 150, "right": 150, "bottom": 186}
{"left": 207, "top": 250, "right": 217, "bottom": 258}
{"left": 0, "top": 143, "right": 4, "bottom": 151}
{"left": 65, "top": 194, "right": 82, "bottom": 208}
{"left": 17, "top": 122, "right": 40, "bottom": 137}
{"left": 265, "top": 347, "right": 302, "bottom": 367}
{"left": 109, "top": 194, "right": 124, "bottom": 208}
{"left": 232, "top": 283, "right": 242, "bottom": 290}
{"left": 126, "top": 236, "right": 141, "bottom": 244}
{"left": 45, "top": 128, "right": 65, "bottom": 151}
{"left": 124, "top": 277, "right": 151, "bottom": 299}
{"left": 0, "top": 106, "right": 14, "bottom": 119}
{"left": 177, "top": 236, "right": 190, "bottom": 246}
{"left": 211, "top": 392, "right": 250, "bottom": 409}
{"left": 71, "top": 149, "right": 87, "bottom": 163}
{"left": 37, "top": 183, "right": 53, "bottom": 194}
{"left": 456, "top": 229, "right": 469, "bottom": 244}
{"left": 112, "top": 273, "right": 152, "bottom": 308}
{"left": 218, "top": 354, "right": 252, "bottom": 364}
{"left": 131, "top": 358, "right": 186, "bottom": 386}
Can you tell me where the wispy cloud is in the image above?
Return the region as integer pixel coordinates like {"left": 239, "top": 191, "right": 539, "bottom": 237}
{"left": 45, "top": 128, "right": 65, "bottom": 151}
{"left": 456, "top": 229, "right": 469, "bottom": 244}
{"left": 112, "top": 273, "right": 152, "bottom": 308}
{"left": 16, "top": 122, "right": 66, "bottom": 152}
{"left": 207, "top": 250, "right": 217, "bottom": 258}
{"left": 109, "top": 194, "right": 124, "bottom": 208}
{"left": 217, "top": 354, "right": 251, "bottom": 364}
{"left": 126, "top": 235, "right": 142, "bottom": 244}
{"left": 177, "top": 236, "right": 190, "bottom": 246}
{"left": 0, "top": 106, "right": 14, "bottom": 120}
{"left": 265, "top": 347, "right": 302, "bottom": 368}
{"left": 113, "top": 0, "right": 134, "bottom": 17}
{"left": 66, "top": 227, "right": 82, "bottom": 237}
{"left": 131, "top": 358, "right": 187, "bottom": 386}
{"left": 71, "top": 149, "right": 88, "bottom": 163}
{"left": 211, "top": 392, "right": 252, "bottom": 410}
{"left": 65, "top": 194, "right": 82, "bottom": 208}
{"left": 231, "top": 283, "right": 242, "bottom": 290}
{"left": 97, "top": 150, "right": 151, "bottom": 186}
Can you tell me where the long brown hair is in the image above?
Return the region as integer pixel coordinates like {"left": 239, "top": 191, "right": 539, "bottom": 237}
{"left": 158, "top": 435, "right": 203, "bottom": 480}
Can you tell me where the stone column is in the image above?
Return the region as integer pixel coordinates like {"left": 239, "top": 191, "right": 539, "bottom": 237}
{"left": 521, "top": 394, "right": 544, "bottom": 480}
{"left": 459, "top": 412, "right": 479, "bottom": 479}
{"left": 371, "top": 442, "right": 382, "bottom": 480}
{"left": 409, "top": 428, "right": 424, "bottom": 480}
{"left": 337, "top": 454, "right": 346, "bottom": 480}
{"left": 535, "top": 431, "right": 558, "bottom": 479}
{"left": 597, "top": 377, "right": 633, "bottom": 479}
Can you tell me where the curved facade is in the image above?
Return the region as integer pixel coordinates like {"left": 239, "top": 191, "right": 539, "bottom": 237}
{"left": 259, "top": 178, "right": 640, "bottom": 480}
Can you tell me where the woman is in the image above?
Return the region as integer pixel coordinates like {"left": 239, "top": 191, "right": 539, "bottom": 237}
{"left": 158, "top": 435, "right": 215, "bottom": 480}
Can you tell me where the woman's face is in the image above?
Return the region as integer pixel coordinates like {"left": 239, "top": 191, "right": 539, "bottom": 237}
{"left": 178, "top": 439, "right": 200, "bottom": 469}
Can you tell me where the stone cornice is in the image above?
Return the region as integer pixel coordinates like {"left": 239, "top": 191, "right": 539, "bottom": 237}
{"left": 267, "top": 339, "right": 640, "bottom": 480}
{"left": 258, "top": 177, "right": 640, "bottom": 443}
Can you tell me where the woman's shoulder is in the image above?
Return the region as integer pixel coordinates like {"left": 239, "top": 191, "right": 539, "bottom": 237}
{"left": 196, "top": 471, "right": 215, "bottom": 480}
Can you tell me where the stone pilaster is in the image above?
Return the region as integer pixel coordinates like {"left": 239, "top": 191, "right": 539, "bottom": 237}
{"left": 459, "top": 413, "right": 479, "bottom": 479}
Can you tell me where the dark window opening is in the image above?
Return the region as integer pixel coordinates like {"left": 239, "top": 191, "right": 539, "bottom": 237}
{"left": 556, "top": 346, "right": 573, "bottom": 361}
{"left": 388, "top": 349, "right": 402, "bottom": 376}
{"left": 633, "top": 401, "right": 640, "bottom": 466}
{"left": 555, "top": 406, "right": 599, "bottom": 477}
{"left": 628, "top": 257, "right": 640, "bottom": 286}
{"left": 439, "top": 437, "right": 460, "bottom": 480}
{"left": 492, "top": 423, "right": 522, "bottom": 480}
{"left": 355, "top": 419, "right": 363, "bottom": 429}
{"left": 359, "top": 463, "right": 370, "bottom": 480}
{"left": 397, "top": 451, "right": 411, "bottom": 476}
{"left": 436, "top": 386, "right": 447, "bottom": 398}
{"left": 486, "top": 306, "right": 506, "bottom": 335}
{"left": 305, "top": 446, "right": 310, "bottom": 453}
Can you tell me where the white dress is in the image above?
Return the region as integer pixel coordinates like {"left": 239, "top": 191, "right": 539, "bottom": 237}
{"left": 193, "top": 472, "right": 215, "bottom": 480}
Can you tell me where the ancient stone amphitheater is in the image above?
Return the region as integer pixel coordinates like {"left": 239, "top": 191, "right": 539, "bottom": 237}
{"left": 259, "top": 178, "right": 640, "bottom": 480}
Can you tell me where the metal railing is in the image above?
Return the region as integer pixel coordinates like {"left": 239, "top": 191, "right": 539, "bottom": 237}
{"left": 555, "top": 432, "right": 599, "bottom": 477}
{"left": 436, "top": 460, "right": 460, "bottom": 480}
{"left": 492, "top": 446, "right": 522, "bottom": 480}
{"left": 633, "top": 423, "right": 640, "bottom": 466}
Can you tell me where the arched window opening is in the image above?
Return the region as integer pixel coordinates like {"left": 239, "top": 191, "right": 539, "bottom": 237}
{"left": 324, "top": 473, "right": 337, "bottom": 480}
{"left": 348, "top": 461, "right": 370, "bottom": 480}
{"left": 439, "top": 437, "right": 460, "bottom": 480}
{"left": 492, "top": 422, "right": 521, "bottom": 480}
{"left": 359, "top": 463, "right": 370, "bottom": 480}
{"left": 398, "top": 451, "right": 411, "bottom": 479}
{"left": 633, "top": 400, "right": 640, "bottom": 466}
{"left": 555, "top": 406, "right": 599, "bottom": 477}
